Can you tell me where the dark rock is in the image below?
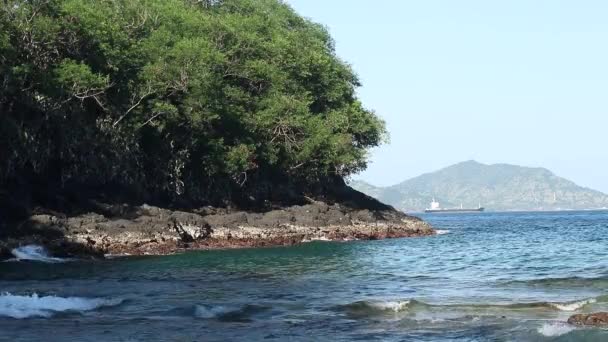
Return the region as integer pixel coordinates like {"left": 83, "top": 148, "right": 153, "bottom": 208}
{"left": 0, "top": 241, "right": 11, "bottom": 260}
{"left": 568, "top": 312, "right": 608, "bottom": 326}
{"left": 0, "top": 184, "right": 435, "bottom": 259}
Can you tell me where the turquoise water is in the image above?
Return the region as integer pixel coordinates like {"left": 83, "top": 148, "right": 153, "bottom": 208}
{"left": 2, "top": 211, "right": 608, "bottom": 341}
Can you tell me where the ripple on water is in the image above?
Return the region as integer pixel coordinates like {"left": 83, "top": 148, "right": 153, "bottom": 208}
{"left": 2, "top": 211, "right": 608, "bottom": 341}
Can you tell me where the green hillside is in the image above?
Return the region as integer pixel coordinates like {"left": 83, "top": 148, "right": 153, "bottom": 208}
{"left": 350, "top": 161, "right": 608, "bottom": 212}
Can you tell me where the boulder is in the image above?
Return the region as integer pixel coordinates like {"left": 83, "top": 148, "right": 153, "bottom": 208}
{"left": 568, "top": 312, "right": 608, "bottom": 326}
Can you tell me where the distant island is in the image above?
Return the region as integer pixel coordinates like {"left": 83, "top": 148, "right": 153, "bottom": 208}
{"left": 350, "top": 160, "right": 608, "bottom": 212}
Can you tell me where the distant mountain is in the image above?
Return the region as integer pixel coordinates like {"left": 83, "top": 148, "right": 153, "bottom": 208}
{"left": 350, "top": 161, "right": 608, "bottom": 212}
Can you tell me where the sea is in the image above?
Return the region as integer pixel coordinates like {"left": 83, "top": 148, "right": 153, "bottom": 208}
{"left": 1, "top": 210, "right": 608, "bottom": 341}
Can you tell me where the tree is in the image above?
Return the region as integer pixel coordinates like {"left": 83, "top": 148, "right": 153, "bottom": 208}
{"left": 0, "top": 0, "right": 386, "bottom": 207}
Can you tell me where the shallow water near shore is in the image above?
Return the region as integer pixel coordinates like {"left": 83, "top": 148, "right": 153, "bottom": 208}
{"left": 2, "top": 211, "right": 608, "bottom": 341}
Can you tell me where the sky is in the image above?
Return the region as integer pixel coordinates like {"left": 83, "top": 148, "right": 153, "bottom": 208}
{"left": 285, "top": 0, "right": 608, "bottom": 192}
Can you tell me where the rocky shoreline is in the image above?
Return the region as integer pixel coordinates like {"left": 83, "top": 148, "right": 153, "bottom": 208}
{"left": 0, "top": 200, "right": 434, "bottom": 260}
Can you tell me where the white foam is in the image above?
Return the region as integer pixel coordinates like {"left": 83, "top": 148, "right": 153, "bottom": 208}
{"left": 550, "top": 298, "right": 596, "bottom": 311}
{"left": 0, "top": 293, "right": 122, "bottom": 319}
{"left": 436, "top": 230, "right": 450, "bottom": 235}
{"left": 10, "top": 245, "right": 67, "bottom": 263}
{"left": 537, "top": 322, "right": 575, "bottom": 337}
{"left": 194, "top": 305, "right": 230, "bottom": 318}
{"left": 302, "top": 236, "right": 333, "bottom": 243}
{"left": 370, "top": 300, "right": 411, "bottom": 313}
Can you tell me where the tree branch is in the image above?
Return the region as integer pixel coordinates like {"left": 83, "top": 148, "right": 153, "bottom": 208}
{"left": 113, "top": 87, "right": 154, "bottom": 127}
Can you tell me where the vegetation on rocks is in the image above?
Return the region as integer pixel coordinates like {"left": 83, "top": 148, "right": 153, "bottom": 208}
{"left": 0, "top": 0, "right": 385, "bottom": 215}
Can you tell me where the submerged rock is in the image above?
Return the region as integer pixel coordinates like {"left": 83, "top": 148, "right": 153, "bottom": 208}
{"left": 567, "top": 312, "right": 608, "bottom": 326}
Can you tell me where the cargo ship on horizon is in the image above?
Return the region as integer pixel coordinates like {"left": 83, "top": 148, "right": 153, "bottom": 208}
{"left": 424, "top": 199, "right": 485, "bottom": 213}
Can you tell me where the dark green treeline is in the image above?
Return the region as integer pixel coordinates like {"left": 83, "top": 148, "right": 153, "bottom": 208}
{"left": 0, "top": 0, "right": 385, "bottom": 208}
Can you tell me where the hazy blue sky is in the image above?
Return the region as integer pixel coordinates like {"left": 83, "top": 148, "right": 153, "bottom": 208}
{"left": 286, "top": 0, "right": 608, "bottom": 192}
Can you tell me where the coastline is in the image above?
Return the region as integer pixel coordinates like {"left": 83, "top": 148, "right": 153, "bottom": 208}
{"left": 0, "top": 201, "right": 435, "bottom": 260}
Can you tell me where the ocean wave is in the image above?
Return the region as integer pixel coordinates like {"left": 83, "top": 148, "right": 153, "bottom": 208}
{"left": 194, "top": 304, "right": 232, "bottom": 319}
{"left": 454, "top": 297, "right": 600, "bottom": 312}
{"left": 537, "top": 322, "right": 575, "bottom": 337}
{"left": 548, "top": 298, "right": 597, "bottom": 311}
{"left": 339, "top": 296, "right": 600, "bottom": 318}
{"left": 194, "top": 304, "right": 270, "bottom": 322}
{"left": 364, "top": 300, "right": 412, "bottom": 312}
{"left": 338, "top": 300, "right": 415, "bottom": 316}
{"left": 0, "top": 293, "right": 123, "bottom": 319}
{"left": 436, "top": 230, "right": 450, "bottom": 235}
{"left": 9, "top": 245, "right": 68, "bottom": 263}
{"left": 503, "top": 276, "right": 608, "bottom": 288}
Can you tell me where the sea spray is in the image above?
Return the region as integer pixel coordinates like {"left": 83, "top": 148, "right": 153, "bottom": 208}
{"left": 340, "top": 300, "right": 413, "bottom": 317}
{"left": 369, "top": 301, "right": 412, "bottom": 312}
{"left": 549, "top": 298, "right": 597, "bottom": 311}
{"left": 0, "top": 293, "right": 123, "bottom": 319}
{"left": 10, "top": 245, "right": 67, "bottom": 263}
{"left": 537, "top": 322, "right": 575, "bottom": 337}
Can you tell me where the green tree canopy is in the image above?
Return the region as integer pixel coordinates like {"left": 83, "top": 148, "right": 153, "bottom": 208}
{"left": 0, "top": 0, "right": 386, "bottom": 206}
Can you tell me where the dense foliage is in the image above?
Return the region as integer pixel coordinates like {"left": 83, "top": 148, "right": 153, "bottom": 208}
{"left": 0, "top": 0, "right": 385, "bottom": 207}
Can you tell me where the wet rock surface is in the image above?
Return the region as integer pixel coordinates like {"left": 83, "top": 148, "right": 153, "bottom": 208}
{"left": 0, "top": 200, "right": 434, "bottom": 259}
{"left": 568, "top": 312, "right": 608, "bottom": 326}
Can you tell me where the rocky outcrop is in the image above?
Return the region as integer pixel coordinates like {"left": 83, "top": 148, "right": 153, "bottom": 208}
{"left": 567, "top": 312, "right": 608, "bottom": 327}
{"left": 0, "top": 200, "right": 434, "bottom": 259}
{"left": 0, "top": 241, "right": 12, "bottom": 260}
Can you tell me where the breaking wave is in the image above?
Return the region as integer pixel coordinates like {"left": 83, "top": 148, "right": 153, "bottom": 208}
{"left": 338, "top": 300, "right": 416, "bottom": 317}
{"left": 0, "top": 293, "right": 123, "bottom": 319}
{"left": 353, "top": 300, "right": 412, "bottom": 313}
{"left": 537, "top": 322, "right": 575, "bottom": 337}
{"left": 436, "top": 230, "right": 450, "bottom": 235}
{"left": 9, "top": 245, "right": 68, "bottom": 263}
{"left": 548, "top": 298, "right": 597, "bottom": 311}
{"left": 339, "top": 296, "right": 601, "bottom": 318}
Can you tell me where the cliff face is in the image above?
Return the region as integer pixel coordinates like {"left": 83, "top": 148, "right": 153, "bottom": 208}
{"left": 351, "top": 161, "right": 608, "bottom": 212}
